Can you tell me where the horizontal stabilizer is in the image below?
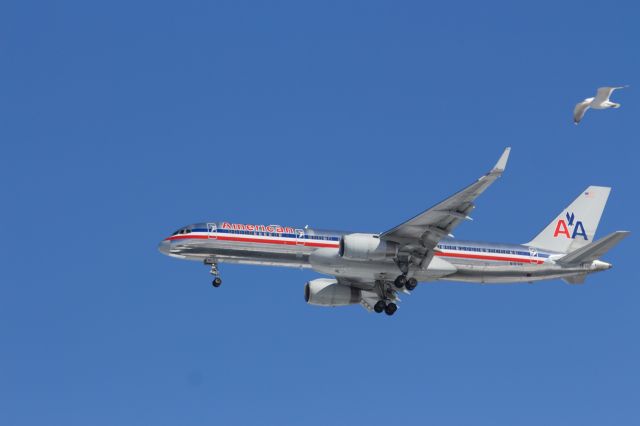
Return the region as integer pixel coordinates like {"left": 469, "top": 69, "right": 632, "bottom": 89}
{"left": 557, "top": 231, "right": 630, "bottom": 266}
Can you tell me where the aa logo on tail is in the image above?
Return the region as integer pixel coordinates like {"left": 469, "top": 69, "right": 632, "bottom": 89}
{"left": 553, "top": 212, "right": 587, "bottom": 240}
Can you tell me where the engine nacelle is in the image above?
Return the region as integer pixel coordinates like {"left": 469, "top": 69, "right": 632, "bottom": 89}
{"left": 338, "top": 233, "right": 397, "bottom": 261}
{"left": 304, "top": 278, "right": 361, "bottom": 306}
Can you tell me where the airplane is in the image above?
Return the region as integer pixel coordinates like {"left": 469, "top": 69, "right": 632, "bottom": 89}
{"left": 158, "top": 148, "right": 629, "bottom": 316}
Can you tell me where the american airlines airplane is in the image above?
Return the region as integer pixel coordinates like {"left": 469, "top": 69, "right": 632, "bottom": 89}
{"left": 159, "top": 148, "right": 629, "bottom": 316}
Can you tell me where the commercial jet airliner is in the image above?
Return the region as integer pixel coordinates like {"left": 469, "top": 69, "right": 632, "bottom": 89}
{"left": 159, "top": 148, "right": 629, "bottom": 315}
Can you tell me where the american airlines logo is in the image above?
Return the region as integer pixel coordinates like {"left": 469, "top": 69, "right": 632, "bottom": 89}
{"left": 221, "top": 222, "right": 296, "bottom": 234}
{"left": 553, "top": 212, "right": 587, "bottom": 240}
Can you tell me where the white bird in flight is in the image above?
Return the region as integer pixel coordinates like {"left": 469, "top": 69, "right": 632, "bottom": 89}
{"left": 574, "top": 86, "right": 628, "bottom": 124}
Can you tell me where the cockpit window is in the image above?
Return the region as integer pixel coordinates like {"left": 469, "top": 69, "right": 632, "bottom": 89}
{"left": 171, "top": 227, "right": 194, "bottom": 236}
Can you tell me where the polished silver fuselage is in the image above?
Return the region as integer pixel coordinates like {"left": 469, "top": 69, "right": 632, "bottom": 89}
{"left": 159, "top": 222, "right": 609, "bottom": 286}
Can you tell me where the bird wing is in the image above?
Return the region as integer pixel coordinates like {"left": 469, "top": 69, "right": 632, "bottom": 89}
{"left": 594, "top": 86, "right": 624, "bottom": 103}
{"left": 573, "top": 100, "right": 591, "bottom": 124}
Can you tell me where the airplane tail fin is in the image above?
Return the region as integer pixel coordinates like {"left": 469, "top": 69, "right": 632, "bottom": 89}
{"left": 557, "top": 231, "right": 630, "bottom": 266}
{"left": 526, "top": 186, "right": 611, "bottom": 253}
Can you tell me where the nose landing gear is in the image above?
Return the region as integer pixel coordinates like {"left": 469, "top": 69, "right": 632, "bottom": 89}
{"left": 206, "top": 259, "right": 222, "bottom": 287}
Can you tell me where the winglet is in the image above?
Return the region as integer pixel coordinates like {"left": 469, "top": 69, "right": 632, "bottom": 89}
{"left": 491, "top": 147, "right": 511, "bottom": 173}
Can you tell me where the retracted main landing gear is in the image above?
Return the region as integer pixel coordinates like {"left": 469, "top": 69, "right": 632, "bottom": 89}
{"left": 205, "top": 259, "right": 222, "bottom": 287}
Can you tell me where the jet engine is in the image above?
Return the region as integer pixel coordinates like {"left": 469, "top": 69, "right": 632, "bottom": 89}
{"left": 338, "top": 233, "right": 398, "bottom": 261}
{"left": 304, "top": 278, "right": 361, "bottom": 306}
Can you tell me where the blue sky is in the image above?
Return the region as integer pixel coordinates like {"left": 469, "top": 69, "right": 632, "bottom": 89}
{"left": 1, "top": 1, "right": 638, "bottom": 425}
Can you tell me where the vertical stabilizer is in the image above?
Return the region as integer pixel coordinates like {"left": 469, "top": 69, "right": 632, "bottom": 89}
{"left": 526, "top": 186, "right": 611, "bottom": 253}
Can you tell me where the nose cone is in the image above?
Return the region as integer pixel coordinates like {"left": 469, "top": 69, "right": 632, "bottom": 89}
{"left": 158, "top": 239, "right": 171, "bottom": 256}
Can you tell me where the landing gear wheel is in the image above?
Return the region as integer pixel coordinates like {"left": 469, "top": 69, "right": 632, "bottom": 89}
{"left": 384, "top": 302, "right": 398, "bottom": 316}
{"left": 374, "top": 300, "right": 387, "bottom": 313}
{"left": 394, "top": 275, "right": 407, "bottom": 288}
{"left": 208, "top": 261, "right": 222, "bottom": 287}
{"left": 405, "top": 278, "right": 418, "bottom": 291}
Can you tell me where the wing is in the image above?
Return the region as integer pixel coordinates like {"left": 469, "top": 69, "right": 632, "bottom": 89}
{"left": 594, "top": 86, "right": 623, "bottom": 103}
{"left": 573, "top": 100, "right": 591, "bottom": 124}
{"left": 380, "top": 147, "right": 510, "bottom": 268}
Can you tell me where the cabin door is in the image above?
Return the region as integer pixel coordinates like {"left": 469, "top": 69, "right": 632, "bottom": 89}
{"left": 207, "top": 223, "right": 218, "bottom": 239}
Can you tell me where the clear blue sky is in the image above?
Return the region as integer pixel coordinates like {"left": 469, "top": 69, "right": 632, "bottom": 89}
{"left": 1, "top": 1, "right": 638, "bottom": 425}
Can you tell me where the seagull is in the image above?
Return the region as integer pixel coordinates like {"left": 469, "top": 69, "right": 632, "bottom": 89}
{"left": 574, "top": 86, "right": 628, "bottom": 124}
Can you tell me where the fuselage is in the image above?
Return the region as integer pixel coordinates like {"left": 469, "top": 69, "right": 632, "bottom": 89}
{"left": 159, "top": 221, "right": 610, "bottom": 285}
